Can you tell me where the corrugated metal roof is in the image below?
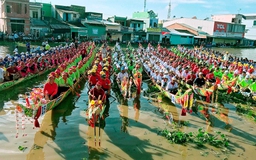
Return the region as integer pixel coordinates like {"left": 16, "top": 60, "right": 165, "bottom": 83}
{"left": 168, "top": 29, "right": 194, "bottom": 36}
{"left": 30, "top": 18, "right": 48, "bottom": 27}
{"left": 101, "top": 20, "right": 120, "bottom": 26}
{"left": 50, "top": 24, "right": 70, "bottom": 29}
{"left": 83, "top": 19, "right": 104, "bottom": 25}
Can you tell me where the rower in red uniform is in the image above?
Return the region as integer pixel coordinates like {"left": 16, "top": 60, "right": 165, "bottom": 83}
{"left": 89, "top": 70, "right": 101, "bottom": 88}
{"left": 6, "top": 63, "right": 21, "bottom": 80}
{"left": 202, "top": 66, "right": 210, "bottom": 76}
{"left": 103, "top": 67, "right": 110, "bottom": 78}
{"left": 89, "top": 82, "right": 106, "bottom": 102}
{"left": 43, "top": 74, "right": 58, "bottom": 100}
{"left": 206, "top": 69, "right": 216, "bottom": 83}
{"left": 99, "top": 71, "right": 111, "bottom": 95}
{"left": 80, "top": 46, "right": 87, "bottom": 59}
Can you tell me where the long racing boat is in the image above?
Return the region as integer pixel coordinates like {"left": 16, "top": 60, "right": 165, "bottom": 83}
{"left": 15, "top": 45, "right": 97, "bottom": 120}
{"left": 0, "top": 68, "right": 56, "bottom": 91}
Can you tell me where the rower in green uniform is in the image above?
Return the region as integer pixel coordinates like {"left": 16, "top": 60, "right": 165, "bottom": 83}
{"left": 132, "top": 64, "right": 142, "bottom": 75}
{"left": 249, "top": 81, "right": 256, "bottom": 94}
{"left": 114, "top": 64, "right": 121, "bottom": 75}
{"left": 238, "top": 75, "right": 253, "bottom": 92}
{"left": 128, "top": 61, "right": 135, "bottom": 75}
{"left": 72, "top": 66, "right": 80, "bottom": 81}
{"left": 58, "top": 72, "right": 74, "bottom": 93}
{"left": 213, "top": 68, "right": 222, "bottom": 79}
{"left": 68, "top": 68, "right": 76, "bottom": 82}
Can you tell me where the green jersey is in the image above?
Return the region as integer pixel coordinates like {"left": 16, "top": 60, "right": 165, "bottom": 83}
{"left": 58, "top": 77, "right": 73, "bottom": 87}
{"left": 249, "top": 82, "right": 256, "bottom": 92}
{"left": 239, "top": 79, "right": 253, "bottom": 88}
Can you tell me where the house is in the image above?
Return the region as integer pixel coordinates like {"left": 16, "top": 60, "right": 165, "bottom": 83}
{"left": 164, "top": 17, "right": 245, "bottom": 46}
{"left": 81, "top": 12, "right": 106, "bottom": 40}
{"left": 108, "top": 16, "right": 132, "bottom": 42}
{"left": 103, "top": 20, "right": 122, "bottom": 42}
{"left": 49, "top": 5, "right": 86, "bottom": 40}
{"left": 108, "top": 16, "right": 127, "bottom": 26}
{"left": 127, "top": 19, "right": 146, "bottom": 42}
{"left": 42, "top": 3, "right": 52, "bottom": 18}
{"left": 68, "top": 21, "right": 88, "bottom": 40}
{"left": 44, "top": 17, "right": 71, "bottom": 40}
{"left": 242, "top": 14, "right": 256, "bottom": 46}
{"left": 29, "top": 2, "right": 49, "bottom": 38}
{"left": 53, "top": 5, "right": 80, "bottom": 22}
{"left": 169, "top": 29, "right": 194, "bottom": 45}
{"left": 0, "top": 0, "right": 30, "bottom": 35}
{"left": 165, "top": 23, "right": 209, "bottom": 45}
{"left": 211, "top": 14, "right": 243, "bottom": 24}
{"left": 132, "top": 10, "right": 159, "bottom": 31}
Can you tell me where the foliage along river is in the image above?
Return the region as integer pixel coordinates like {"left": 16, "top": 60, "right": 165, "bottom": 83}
{"left": 0, "top": 44, "right": 256, "bottom": 160}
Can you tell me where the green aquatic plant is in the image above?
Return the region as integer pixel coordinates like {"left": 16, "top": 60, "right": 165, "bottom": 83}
{"left": 158, "top": 128, "right": 229, "bottom": 148}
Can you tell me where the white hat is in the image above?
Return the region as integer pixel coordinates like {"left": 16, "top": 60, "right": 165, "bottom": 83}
{"left": 125, "top": 66, "right": 128, "bottom": 70}
{"left": 199, "top": 72, "right": 203, "bottom": 75}
{"left": 41, "top": 53, "right": 45, "bottom": 56}
{"left": 163, "top": 75, "right": 168, "bottom": 79}
{"left": 245, "top": 75, "right": 250, "bottom": 79}
{"left": 172, "top": 77, "right": 176, "bottom": 80}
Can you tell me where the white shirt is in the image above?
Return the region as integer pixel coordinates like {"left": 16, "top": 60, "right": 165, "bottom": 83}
{"left": 224, "top": 54, "right": 229, "bottom": 61}
{"left": 117, "top": 72, "right": 128, "bottom": 82}
{"left": 0, "top": 68, "right": 4, "bottom": 79}
{"left": 181, "top": 70, "right": 189, "bottom": 79}
{"left": 166, "top": 82, "right": 178, "bottom": 91}
{"left": 157, "top": 75, "right": 162, "bottom": 83}
{"left": 152, "top": 73, "right": 158, "bottom": 81}
{"left": 161, "top": 80, "right": 169, "bottom": 88}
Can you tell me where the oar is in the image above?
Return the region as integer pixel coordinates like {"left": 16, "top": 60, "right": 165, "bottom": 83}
{"left": 109, "top": 94, "right": 117, "bottom": 104}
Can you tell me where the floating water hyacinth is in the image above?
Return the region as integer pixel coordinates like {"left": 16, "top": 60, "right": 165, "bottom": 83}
{"left": 158, "top": 128, "right": 229, "bottom": 148}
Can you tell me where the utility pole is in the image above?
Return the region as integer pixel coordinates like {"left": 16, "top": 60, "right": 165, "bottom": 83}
{"left": 144, "top": 0, "right": 146, "bottom": 12}
{"left": 167, "top": 0, "right": 171, "bottom": 19}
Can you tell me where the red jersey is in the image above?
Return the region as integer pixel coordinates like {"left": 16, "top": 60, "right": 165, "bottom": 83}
{"left": 202, "top": 68, "right": 210, "bottom": 75}
{"left": 206, "top": 73, "right": 214, "bottom": 80}
{"left": 43, "top": 82, "right": 58, "bottom": 96}
{"left": 89, "top": 87, "right": 106, "bottom": 101}
{"left": 7, "top": 67, "right": 19, "bottom": 74}
{"left": 89, "top": 75, "right": 101, "bottom": 85}
{"left": 193, "top": 67, "right": 199, "bottom": 73}
{"left": 186, "top": 74, "right": 196, "bottom": 81}
{"left": 105, "top": 71, "right": 110, "bottom": 78}
{"left": 99, "top": 78, "right": 111, "bottom": 90}
{"left": 80, "top": 48, "right": 87, "bottom": 55}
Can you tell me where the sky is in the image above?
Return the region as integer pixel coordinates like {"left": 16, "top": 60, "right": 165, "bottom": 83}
{"left": 34, "top": 0, "right": 256, "bottom": 20}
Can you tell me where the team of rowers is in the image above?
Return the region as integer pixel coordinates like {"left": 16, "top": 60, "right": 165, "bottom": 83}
{"left": 140, "top": 43, "right": 255, "bottom": 96}
{"left": 0, "top": 43, "right": 88, "bottom": 83}
{"left": 41, "top": 42, "right": 92, "bottom": 101}
{"left": 112, "top": 46, "right": 143, "bottom": 97}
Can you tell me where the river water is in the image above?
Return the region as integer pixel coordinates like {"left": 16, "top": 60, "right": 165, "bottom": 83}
{"left": 0, "top": 44, "right": 256, "bottom": 160}
{"left": 1, "top": 44, "right": 256, "bottom": 60}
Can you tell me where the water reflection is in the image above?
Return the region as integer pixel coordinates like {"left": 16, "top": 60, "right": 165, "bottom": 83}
{"left": 118, "top": 98, "right": 129, "bottom": 133}
{"left": 195, "top": 101, "right": 232, "bottom": 132}
{"left": 26, "top": 95, "right": 76, "bottom": 160}
{"left": 0, "top": 76, "right": 47, "bottom": 110}
{"left": 133, "top": 96, "right": 141, "bottom": 122}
